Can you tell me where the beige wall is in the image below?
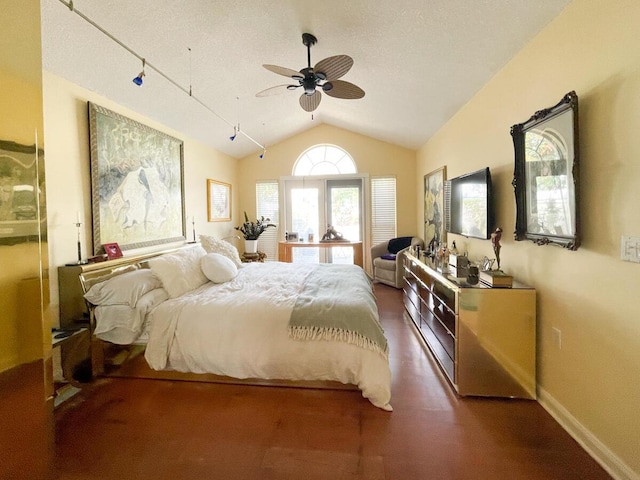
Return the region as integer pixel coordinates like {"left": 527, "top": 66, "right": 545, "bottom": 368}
{"left": 237, "top": 123, "right": 417, "bottom": 268}
{"left": 42, "top": 73, "right": 239, "bottom": 325}
{"left": 416, "top": 0, "right": 640, "bottom": 477}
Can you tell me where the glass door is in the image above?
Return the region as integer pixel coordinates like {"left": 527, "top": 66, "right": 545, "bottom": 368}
{"left": 327, "top": 179, "right": 362, "bottom": 264}
{"left": 283, "top": 177, "right": 364, "bottom": 264}
{"left": 285, "top": 178, "right": 324, "bottom": 263}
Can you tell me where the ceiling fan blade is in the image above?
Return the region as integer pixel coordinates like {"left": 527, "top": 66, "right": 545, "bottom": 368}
{"left": 323, "top": 80, "right": 365, "bottom": 99}
{"left": 255, "top": 85, "right": 294, "bottom": 97}
{"left": 263, "top": 64, "right": 304, "bottom": 80}
{"left": 299, "top": 91, "right": 321, "bottom": 112}
{"left": 314, "top": 55, "right": 353, "bottom": 81}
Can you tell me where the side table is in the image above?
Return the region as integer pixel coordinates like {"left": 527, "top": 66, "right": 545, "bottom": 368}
{"left": 241, "top": 251, "right": 266, "bottom": 263}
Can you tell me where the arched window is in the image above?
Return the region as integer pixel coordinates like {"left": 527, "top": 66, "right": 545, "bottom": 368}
{"left": 292, "top": 144, "right": 356, "bottom": 176}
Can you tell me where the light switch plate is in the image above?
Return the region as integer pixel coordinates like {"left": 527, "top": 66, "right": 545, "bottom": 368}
{"left": 621, "top": 236, "right": 640, "bottom": 263}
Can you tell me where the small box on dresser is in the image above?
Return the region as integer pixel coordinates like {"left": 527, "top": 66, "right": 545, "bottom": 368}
{"left": 479, "top": 270, "right": 513, "bottom": 288}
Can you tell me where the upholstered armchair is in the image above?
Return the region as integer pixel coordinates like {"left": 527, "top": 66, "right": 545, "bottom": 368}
{"left": 371, "top": 236, "right": 424, "bottom": 288}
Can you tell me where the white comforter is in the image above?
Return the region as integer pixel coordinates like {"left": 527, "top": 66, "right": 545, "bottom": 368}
{"left": 144, "top": 262, "right": 392, "bottom": 410}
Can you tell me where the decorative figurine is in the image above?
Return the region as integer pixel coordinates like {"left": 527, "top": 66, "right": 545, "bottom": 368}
{"left": 321, "top": 225, "right": 346, "bottom": 242}
{"left": 491, "top": 227, "right": 503, "bottom": 271}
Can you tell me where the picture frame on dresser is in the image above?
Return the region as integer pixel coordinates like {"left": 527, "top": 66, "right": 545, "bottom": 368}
{"left": 88, "top": 102, "right": 186, "bottom": 255}
{"left": 102, "top": 242, "right": 123, "bottom": 260}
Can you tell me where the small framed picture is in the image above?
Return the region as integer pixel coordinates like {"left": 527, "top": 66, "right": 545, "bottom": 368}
{"left": 103, "top": 242, "right": 123, "bottom": 260}
{"left": 287, "top": 232, "right": 299, "bottom": 242}
{"left": 207, "top": 179, "right": 232, "bottom": 222}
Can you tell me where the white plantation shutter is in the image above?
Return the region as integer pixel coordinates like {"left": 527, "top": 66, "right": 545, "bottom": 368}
{"left": 256, "top": 181, "right": 279, "bottom": 261}
{"left": 371, "top": 176, "right": 396, "bottom": 245}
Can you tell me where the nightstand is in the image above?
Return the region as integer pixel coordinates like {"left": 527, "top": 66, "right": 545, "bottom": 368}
{"left": 52, "top": 327, "right": 89, "bottom": 407}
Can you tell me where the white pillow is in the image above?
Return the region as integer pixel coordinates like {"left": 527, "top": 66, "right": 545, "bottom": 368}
{"left": 148, "top": 245, "right": 208, "bottom": 298}
{"left": 199, "top": 235, "right": 242, "bottom": 267}
{"left": 92, "top": 287, "right": 167, "bottom": 345}
{"left": 201, "top": 253, "right": 238, "bottom": 284}
{"left": 84, "top": 269, "right": 161, "bottom": 307}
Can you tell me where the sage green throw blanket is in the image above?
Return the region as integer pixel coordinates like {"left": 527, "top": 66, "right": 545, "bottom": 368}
{"left": 288, "top": 264, "right": 388, "bottom": 358}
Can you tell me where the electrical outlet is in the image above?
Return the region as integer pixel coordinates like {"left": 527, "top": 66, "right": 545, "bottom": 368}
{"left": 621, "top": 236, "right": 640, "bottom": 263}
{"left": 551, "top": 327, "right": 562, "bottom": 350}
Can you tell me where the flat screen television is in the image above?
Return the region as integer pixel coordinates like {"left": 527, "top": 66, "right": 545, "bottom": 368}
{"left": 444, "top": 167, "right": 494, "bottom": 240}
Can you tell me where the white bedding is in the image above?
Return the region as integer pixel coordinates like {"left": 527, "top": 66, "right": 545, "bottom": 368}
{"left": 144, "top": 262, "right": 392, "bottom": 410}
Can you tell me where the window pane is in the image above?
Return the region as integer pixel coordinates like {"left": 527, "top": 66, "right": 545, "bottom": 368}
{"left": 293, "top": 145, "right": 356, "bottom": 176}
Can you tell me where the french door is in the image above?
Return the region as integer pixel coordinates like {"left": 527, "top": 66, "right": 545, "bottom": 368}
{"left": 283, "top": 176, "right": 364, "bottom": 264}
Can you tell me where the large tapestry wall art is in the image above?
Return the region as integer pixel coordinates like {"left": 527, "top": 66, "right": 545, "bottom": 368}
{"left": 88, "top": 102, "right": 185, "bottom": 254}
{"left": 424, "top": 166, "right": 446, "bottom": 253}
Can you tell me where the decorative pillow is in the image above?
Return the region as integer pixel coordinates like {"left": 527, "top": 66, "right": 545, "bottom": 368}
{"left": 84, "top": 268, "right": 161, "bottom": 307}
{"left": 94, "top": 305, "right": 142, "bottom": 345}
{"left": 380, "top": 253, "right": 397, "bottom": 261}
{"left": 388, "top": 236, "right": 413, "bottom": 254}
{"left": 199, "top": 235, "right": 242, "bottom": 267}
{"left": 148, "top": 245, "right": 208, "bottom": 298}
{"left": 201, "top": 253, "right": 238, "bottom": 284}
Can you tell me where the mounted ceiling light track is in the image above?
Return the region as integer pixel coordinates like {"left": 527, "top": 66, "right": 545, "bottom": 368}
{"left": 58, "top": 0, "right": 266, "bottom": 157}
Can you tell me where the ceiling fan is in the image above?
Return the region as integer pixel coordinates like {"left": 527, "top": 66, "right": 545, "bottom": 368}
{"left": 256, "top": 33, "right": 365, "bottom": 112}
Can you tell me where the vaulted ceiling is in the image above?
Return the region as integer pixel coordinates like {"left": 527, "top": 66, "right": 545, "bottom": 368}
{"left": 40, "top": 0, "right": 571, "bottom": 158}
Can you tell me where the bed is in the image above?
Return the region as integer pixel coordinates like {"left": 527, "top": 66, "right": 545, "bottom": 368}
{"left": 78, "top": 244, "right": 392, "bottom": 411}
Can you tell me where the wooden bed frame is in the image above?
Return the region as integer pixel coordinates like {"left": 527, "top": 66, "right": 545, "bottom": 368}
{"left": 61, "top": 244, "right": 356, "bottom": 392}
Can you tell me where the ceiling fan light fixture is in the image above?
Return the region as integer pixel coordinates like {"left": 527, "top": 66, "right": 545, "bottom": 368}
{"left": 258, "top": 33, "right": 364, "bottom": 112}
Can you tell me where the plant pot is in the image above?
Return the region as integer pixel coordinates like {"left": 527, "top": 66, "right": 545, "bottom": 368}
{"left": 244, "top": 239, "right": 258, "bottom": 254}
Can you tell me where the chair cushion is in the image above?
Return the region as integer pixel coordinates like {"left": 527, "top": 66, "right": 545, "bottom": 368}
{"left": 388, "top": 236, "right": 413, "bottom": 254}
{"left": 373, "top": 257, "right": 397, "bottom": 271}
{"left": 381, "top": 253, "right": 397, "bottom": 261}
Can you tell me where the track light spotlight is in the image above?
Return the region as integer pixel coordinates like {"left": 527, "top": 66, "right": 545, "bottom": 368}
{"left": 132, "top": 58, "right": 146, "bottom": 86}
{"left": 259, "top": 149, "right": 266, "bottom": 159}
{"left": 229, "top": 125, "right": 237, "bottom": 141}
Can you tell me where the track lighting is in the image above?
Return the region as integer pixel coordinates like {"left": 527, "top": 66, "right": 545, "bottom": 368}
{"left": 259, "top": 149, "right": 266, "bottom": 159}
{"left": 132, "top": 58, "right": 145, "bottom": 86}
{"left": 58, "top": 0, "right": 267, "bottom": 152}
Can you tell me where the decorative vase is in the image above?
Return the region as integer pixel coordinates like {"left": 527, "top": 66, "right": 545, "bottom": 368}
{"left": 245, "top": 239, "right": 258, "bottom": 254}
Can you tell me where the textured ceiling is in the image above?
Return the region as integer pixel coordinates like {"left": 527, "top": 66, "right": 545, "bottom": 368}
{"left": 40, "top": 0, "right": 570, "bottom": 158}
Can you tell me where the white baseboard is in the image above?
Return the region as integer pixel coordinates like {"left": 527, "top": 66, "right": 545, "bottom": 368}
{"left": 537, "top": 386, "right": 638, "bottom": 480}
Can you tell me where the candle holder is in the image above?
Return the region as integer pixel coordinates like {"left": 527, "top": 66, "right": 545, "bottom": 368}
{"left": 73, "top": 221, "right": 88, "bottom": 265}
{"left": 186, "top": 216, "right": 197, "bottom": 244}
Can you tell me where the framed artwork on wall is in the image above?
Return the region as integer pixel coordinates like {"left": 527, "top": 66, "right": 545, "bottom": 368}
{"left": 88, "top": 102, "right": 185, "bottom": 255}
{"left": 0, "top": 140, "right": 45, "bottom": 245}
{"left": 424, "top": 166, "right": 446, "bottom": 253}
{"left": 207, "top": 179, "right": 231, "bottom": 222}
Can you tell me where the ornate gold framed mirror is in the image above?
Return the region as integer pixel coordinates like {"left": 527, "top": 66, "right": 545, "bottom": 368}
{"left": 511, "top": 91, "right": 580, "bottom": 250}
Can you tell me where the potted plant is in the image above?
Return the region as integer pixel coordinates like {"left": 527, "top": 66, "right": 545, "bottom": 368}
{"left": 235, "top": 211, "right": 276, "bottom": 253}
